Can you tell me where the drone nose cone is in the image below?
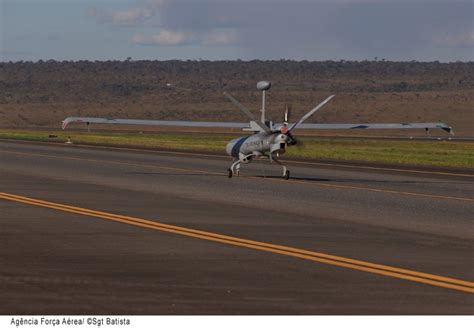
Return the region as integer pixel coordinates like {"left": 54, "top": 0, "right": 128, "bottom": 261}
{"left": 226, "top": 136, "right": 249, "bottom": 157}
{"left": 226, "top": 138, "right": 241, "bottom": 156}
{"left": 226, "top": 140, "right": 235, "bottom": 156}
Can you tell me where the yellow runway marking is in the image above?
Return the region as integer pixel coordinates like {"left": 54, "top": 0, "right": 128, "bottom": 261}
{"left": 286, "top": 159, "right": 474, "bottom": 178}
{"left": 1, "top": 149, "right": 472, "bottom": 203}
{"left": 248, "top": 176, "right": 474, "bottom": 202}
{"left": 0, "top": 192, "right": 473, "bottom": 294}
{"left": 0, "top": 149, "right": 225, "bottom": 177}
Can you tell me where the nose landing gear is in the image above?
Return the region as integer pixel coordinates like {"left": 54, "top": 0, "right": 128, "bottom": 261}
{"left": 271, "top": 154, "right": 290, "bottom": 180}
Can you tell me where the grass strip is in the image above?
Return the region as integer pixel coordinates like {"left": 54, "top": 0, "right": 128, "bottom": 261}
{"left": 0, "top": 128, "right": 472, "bottom": 168}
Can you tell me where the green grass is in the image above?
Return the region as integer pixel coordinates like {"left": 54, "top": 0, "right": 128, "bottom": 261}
{"left": 286, "top": 138, "right": 473, "bottom": 168}
{"left": 0, "top": 129, "right": 230, "bottom": 152}
{"left": 0, "top": 128, "right": 472, "bottom": 168}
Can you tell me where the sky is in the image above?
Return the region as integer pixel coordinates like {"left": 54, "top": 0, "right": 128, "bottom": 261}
{"left": 1, "top": 0, "right": 473, "bottom": 62}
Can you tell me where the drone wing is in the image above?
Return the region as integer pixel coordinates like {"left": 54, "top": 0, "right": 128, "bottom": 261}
{"left": 294, "top": 122, "right": 454, "bottom": 134}
{"left": 62, "top": 117, "right": 249, "bottom": 130}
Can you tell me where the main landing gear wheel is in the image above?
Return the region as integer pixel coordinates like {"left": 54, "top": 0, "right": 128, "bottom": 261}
{"left": 284, "top": 170, "right": 290, "bottom": 180}
{"left": 228, "top": 168, "right": 233, "bottom": 178}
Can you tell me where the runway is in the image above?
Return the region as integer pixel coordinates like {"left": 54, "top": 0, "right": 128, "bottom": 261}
{"left": 0, "top": 139, "right": 473, "bottom": 314}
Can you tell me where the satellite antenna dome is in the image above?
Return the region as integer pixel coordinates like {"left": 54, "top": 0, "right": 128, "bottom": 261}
{"left": 256, "top": 81, "right": 271, "bottom": 91}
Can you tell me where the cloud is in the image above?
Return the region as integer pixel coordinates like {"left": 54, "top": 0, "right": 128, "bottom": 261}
{"left": 132, "top": 30, "right": 193, "bottom": 46}
{"left": 131, "top": 29, "right": 239, "bottom": 47}
{"left": 110, "top": 7, "right": 154, "bottom": 25}
{"left": 92, "top": 0, "right": 474, "bottom": 60}
{"left": 434, "top": 30, "right": 474, "bottom": 48}
{"left": 202, "top": 30, "right": 239, "bottom": 46}
{"left": 87, "top": 2, "right": 160, "bottom": 26}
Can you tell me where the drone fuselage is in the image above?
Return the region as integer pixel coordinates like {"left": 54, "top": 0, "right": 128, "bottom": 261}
{"left": 226, "top": 131, "right": 289, "bottom": 161}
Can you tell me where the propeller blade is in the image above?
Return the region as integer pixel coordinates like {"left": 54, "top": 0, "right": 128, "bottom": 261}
{"left": 286, "top": 131, "right": 298, "bottom": 146}
{"left": 289, "top": 95, "right": 335, "bottom": 132}
{"left": 223, "top": 92, "right": 271, "bottom": 133}
{"left": 284, "top": 104, "right": 292, "bottom": 125}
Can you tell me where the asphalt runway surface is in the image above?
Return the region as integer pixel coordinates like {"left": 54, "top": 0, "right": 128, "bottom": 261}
{"left": 0, "top": 139, "right": 473, "bottom": 314}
